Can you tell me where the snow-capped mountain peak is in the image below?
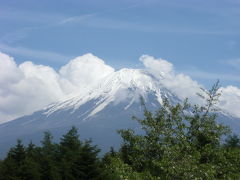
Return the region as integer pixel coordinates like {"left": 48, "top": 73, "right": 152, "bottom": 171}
{"left": 44, "top": 68, "right": 175, "bottom": 118}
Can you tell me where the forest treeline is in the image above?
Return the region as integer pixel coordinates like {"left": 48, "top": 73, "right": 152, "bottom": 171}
{"left": 0, "top": 82, "right": 240, "bottom": 180}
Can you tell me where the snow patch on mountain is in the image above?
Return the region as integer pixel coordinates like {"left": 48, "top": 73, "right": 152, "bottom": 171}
{"left": 43, "top": 68, "right": 173, "bottom": 119}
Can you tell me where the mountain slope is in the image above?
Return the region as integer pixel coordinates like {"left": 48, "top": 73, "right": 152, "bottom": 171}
{"left": 0, "top": 68, "right": 239, "bottom": 156}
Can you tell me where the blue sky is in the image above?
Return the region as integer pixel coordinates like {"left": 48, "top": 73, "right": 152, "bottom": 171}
{"left": 0, "top": 0, "right": 240, "bottom": 88}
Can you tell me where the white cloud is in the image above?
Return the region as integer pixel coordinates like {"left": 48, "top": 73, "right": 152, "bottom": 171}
{"left": 59, "top": 53, "right": 115, "bottom": 93}
{"left": 0, "top": 52, "right": 23, "bottom": 86}
{"left": 0, "top": 53, "right": 65, "bottom": 122}
{"left": 58, "top": 14, "right": 94, "bottom": 25}
{"left": 219, "top": 86, "right": 240, "bottom": 118}
{"left": 0, "top": 52, "right": 240, "bottom": 123}
{"left": 162, "top": 73, "right": 203, "bottom": 103}
{"left": 140, "top": 55, "right": 202, "bottom": 103}
{"left": 140, "top": 55, "right": 173, "bottom": 77}
{"left": 140, "top": 55, "right": 240, "bottom": 118}
{"left": 0, "top": 52, "right": 114, "bottom": 123}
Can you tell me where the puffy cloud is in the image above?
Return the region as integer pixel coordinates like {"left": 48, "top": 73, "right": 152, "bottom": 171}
{"left": 140, "top": 55, "right": 240, "bottom": 118}
{"left": 0, "top": 52, "right": 114, "bottom": 123}
{"left": 219, "top": 86, "right": 240, "bottom": 118}
{"left": 0, "top": 53, "right": 65, "bottom": 123}
{"left": 140, "top": 55, "right": 173, "bottom": 77}
{"left": 59, "top": 53, "right": 114, "bottom": 92}
{"left": 161, "top": 73, "right": 203, "bottom": 103}
{"left": 0, "top": 52, "right": 23, "bottom": 87}
{"left": 140, "top": 55, "right": 202, "bottom": 103}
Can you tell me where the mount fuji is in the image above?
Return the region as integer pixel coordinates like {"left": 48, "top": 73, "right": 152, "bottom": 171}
{"left": 0, "top": 61, "right": 239, "bottom": 156}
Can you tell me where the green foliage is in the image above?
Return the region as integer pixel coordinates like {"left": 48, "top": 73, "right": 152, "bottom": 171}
{"left": 0, "top": 127, "right": 103, "bottom": 180}
{"left": 39, "top": 131, "right": 61, "bottom": 180}
{"left": 105, "top": 82, "right": 240, "bottom": 179}
{"left": 58, "top": 127, "right": 102, "bottom": 180}
{"left": 0, "top": 140, "right": 41, "bottom": 180}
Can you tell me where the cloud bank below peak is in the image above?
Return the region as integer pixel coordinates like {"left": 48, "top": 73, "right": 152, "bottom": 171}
{"left": 0, "top": 52, "right": 239, "bottom": 123}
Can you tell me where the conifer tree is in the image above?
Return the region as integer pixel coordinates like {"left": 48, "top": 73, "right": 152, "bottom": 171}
{"left": 0, "top": 140, "right": 41, "bottom": 180}
{"left": 75, "top": 140, "right": 101, "bottom": 179}
{"left": 59, "top": 126, "right": 82, "bottom": 180}
{"left": 40, "top": 131, "right": 61, "bottom": 180}
{"left": 59, "top": 126, "right": 103, "bottom": 180}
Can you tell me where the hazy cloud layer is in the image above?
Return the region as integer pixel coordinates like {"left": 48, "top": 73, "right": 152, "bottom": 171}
{"left": 0, "top": 52, "right": 239, "bottom": 123}
{"left": 0, "top": 44, "right": 72, "bottom": 63}
{"left": 225, "top": 58, "right": 240, "bottom": 70}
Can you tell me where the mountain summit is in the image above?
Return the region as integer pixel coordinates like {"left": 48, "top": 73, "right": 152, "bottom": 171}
{"left": 44, "top": 68, "right": 178, "bottom": 118}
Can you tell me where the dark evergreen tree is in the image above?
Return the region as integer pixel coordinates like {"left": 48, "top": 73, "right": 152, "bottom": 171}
{"left": 0, "top": 127, "right": 104, "bottom": 180}
{"left": 59, "top": 127, "right": 82, "bottom": 180}
{"left": 74, "top": 140, "right": 101, "bottom": 179}
{"left": 39, "top": 131, "right": 61, "bottom": 180}
{"left": 59, "top": 126, "right": 103, "bottom": 180}
{"left": 8, "top": 139, "right": 26, "bottom": 164}
{"left": 0, "top": 140, "right": 41, "bottom": 180}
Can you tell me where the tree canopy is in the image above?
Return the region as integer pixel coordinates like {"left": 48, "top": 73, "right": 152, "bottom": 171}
{"left": 0, "top": 127, "right": 103, "bottom": 180}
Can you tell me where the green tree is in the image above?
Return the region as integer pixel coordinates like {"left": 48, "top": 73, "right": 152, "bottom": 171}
{"left": 59, "top": 126, "right": 103, "bottom": 180}
{"left": 8, "top": 139, "right": 26, "bottom": 164}
{"left": 106, "top": 82, "right": 239, "bottom": 179}
{"left": 59, "top": 127, "right": 82, "bottom": 180}
{"left": 0, "top": 140, "right": 41, "bottom": 180}
{"left": 75, "top": 140, "right": 101, "bottom": 179}
{"left": 39, "top": 131, "right": 61, "bottom": 180}
{"left": 0, "top": 127, "right": 104, "bottom": 180}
